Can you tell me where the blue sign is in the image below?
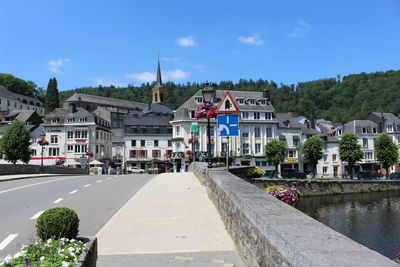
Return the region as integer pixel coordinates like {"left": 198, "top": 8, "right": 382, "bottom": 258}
{"left": 217, "top": 114, "right": 239, "bottom": 136}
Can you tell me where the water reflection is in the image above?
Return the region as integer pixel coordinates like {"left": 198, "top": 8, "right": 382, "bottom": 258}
{"left": 295, "top": 191, "right": 400, "bottom": 259}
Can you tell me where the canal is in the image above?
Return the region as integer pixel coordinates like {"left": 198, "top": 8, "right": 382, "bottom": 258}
{"left": 295, "top": 190, "right": 400, "bottom": 259}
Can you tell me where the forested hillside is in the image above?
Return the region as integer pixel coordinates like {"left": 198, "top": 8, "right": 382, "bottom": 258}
{"left": 59, "top": 70, "right": 400, "bottom": 123}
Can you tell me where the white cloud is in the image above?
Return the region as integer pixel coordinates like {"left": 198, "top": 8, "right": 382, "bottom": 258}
{"left": 47, "top": 58, "right": 70, "bottom": 73}
{"left": 288, "top": 19, "right": 312, "bottom": 38}
{"left": 238, "top": 33, "right": 265, "bottom": 46}
{"left": 126, "top": 69, "right": 190, "bottom": 83}
{"left": 192, "top": 64, "right": 206, "bottom": 72}
{"left": 91, "top": 78, "right": 126, "bottom": 87}
{"left": 177, "top": 36, "right": 198, "bottom": 47}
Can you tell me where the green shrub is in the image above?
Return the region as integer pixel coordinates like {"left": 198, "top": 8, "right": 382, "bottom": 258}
{"left": 36, "top": 207, "right": 79, "bottom": 241}
{"left": 246, "top": 167, "right": 264, "bottom": 178}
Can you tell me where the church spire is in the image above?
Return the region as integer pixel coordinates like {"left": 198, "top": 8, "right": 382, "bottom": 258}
{"left": 156, "top": 60, "right": 162, "bottom": 86}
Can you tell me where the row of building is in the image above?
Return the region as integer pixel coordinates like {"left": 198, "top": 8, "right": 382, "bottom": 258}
{"left": 1, "top": 64, "right": 400, "bottom": 176}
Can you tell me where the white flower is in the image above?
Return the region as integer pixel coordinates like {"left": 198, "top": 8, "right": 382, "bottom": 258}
{"left": 40, "top": 256, "right": 45, "bottom": 261}
{"left": 13, "top": 252, "right": 23, "bottom": 258}
{"left": 47, "top": 238, "right": 52, "bottom": 244}
{"left": 62, "top": 261, "right": 69, "bottom": 267}
{"left": 70, "top": 252, "right": 75, "bottom": 257}
{"left": 4, "top": 255, "right": 12, "bottom": 263}
{"left": 70, "top": 239, "right": 76, "bottom": 243}
{"left": 68, "top": 247, "right": 75, "bottom": 252}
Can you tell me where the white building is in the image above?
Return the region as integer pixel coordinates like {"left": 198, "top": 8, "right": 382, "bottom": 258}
{"left": 170, "top": 88, "right": 277, "bottom": 172}
{"left": 0, "top": 85, "right": 45, "bottom": 115}
{"left": 40, "top": 104, "right": 112, "bottom": 168}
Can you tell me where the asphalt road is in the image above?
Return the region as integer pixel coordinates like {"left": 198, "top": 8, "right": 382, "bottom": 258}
{"left": 0, "top": 174, "right": 154, "bottom": 260}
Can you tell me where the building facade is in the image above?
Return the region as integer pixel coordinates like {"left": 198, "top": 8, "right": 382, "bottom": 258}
{"left": 0, "top": 85, "right": 44, "bottom": 115}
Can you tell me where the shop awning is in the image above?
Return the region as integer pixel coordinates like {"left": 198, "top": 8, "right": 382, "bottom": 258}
{"left": 279, "top": 135, "right": 286, "bottom": 140}
{"left": 255, "top": 158, "right": 267, "bottom": 162}
{"left": 292, "top": 135, "right": 300, "bottom": 140}
{"left": 63, "top": 159, "right": 81, "bottom": 166}
{"left": 89, "top": 160, "right": 103, "bottom": 165}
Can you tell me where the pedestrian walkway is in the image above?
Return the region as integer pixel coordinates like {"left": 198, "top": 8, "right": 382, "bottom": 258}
{"left": 0, "top": 173, "right": 63, "bottom": 182}
{"left": 96, "top": 172, "right": 244, "bottom": 267}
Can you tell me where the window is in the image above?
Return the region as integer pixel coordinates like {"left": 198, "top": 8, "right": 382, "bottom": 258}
{"left": 387, "top": 125, "right": 393, "bottom": 132}
{"left": 242, "top": 143, "right": 250, "bottom": 155}
{"left": 238, "top": 99, "right": 244, "bottom": 104}
{"left": 130, "top": 150, "right": 137, "bottom": 158}
{"left": 95, "top": 145, "right": 99, "bottom": 153}
{"left": 49, "top": 148, "right": 59, "bottom": 156}
{"left": 265, "top": 112, "right": 273, "bottom": 120}
{"left": 373, "top": 128, "right": 377, "bottom": 133}
{"left": 397, "top": 125, "right": 400, "bottom": 132}
{"left": 154, "top": 127, "right": 160, "bottom": 134}
{"left": 96, "top": 131, "right": 99, "bottom": 139}
{"left": 67, "top": 131, "right": 74, "bottom": 139}
{"left": 51, "top": 118, "right": 59, "bottom": 123}
{"left": 168, "top": 140, "right": 172, "bottom": 147}
{"left": 338, "top": 129, "right": 342, "bottom": 136}
{"left": 289, "top": 150, "right": 297, "bottom": 158}
{"left": 131, "top": 140, "right": 136, "bottom": 146}
{"left": 75, "top": 131, "right": 81, "bottom": 138}
{"left": 141, "top": 140, "right": 145, "bottom": 147}
{"left": 332, "top": 154, "right": 337, "bottom": 162}
{"left": 154, "top": 140, "right": 159, "bottom": 147}
{"left": 67, "top": 118, "right": 74, "bottom": 123}
{"left": 175, "top": 126, "right": 181, "bottom": 136}
{"left": 196, "top": 97, "right": 204, "bottom": 104}
{"left": 363, "top": 138, "right": 368, "bottom": 148}
{"left": 140, "top": 150, "right": 146, "bottom": 158}
{"left": 362, "top": 128, "right": 367, "bottom": 134}
{"left": 67, "top": 145, "right": 73, "bottom": 152}
{"left": 254, "top": 127, "right": 261, "bottom": 138}
{"left": 260, "top": 100, "right": 267, "bottom": 105}
{"left": 82, "top": 131, "right": 88, "bottom": 138}
{"left": 254, "top": 112, "right": 261, "bottom": 120}
{"left": 255, "top": 143, "right": 261, "bottom": 153}
{"left": 152, "top": 150, "right": 160, "bottom": 158}
{"left": 190, "top": 110, "right": 196, "bottom": 118}
{"left": 242, "top": 112, "right": 249, "bottom": 119}
{"left": 82, "top": 145, "right": 87, "bottom": 153}
{"left": 79, "top": 117, "right": 87, "bottom": 122}
{"left": 75, "top": 145, "right": 81, "bottom": 153}
{"left": 242, "top": 132, "right": 249, "bottom": 138}
{"left": 256, "top": 161, "right": 261, "bottom": 166}
{"left": 249, "top": 99, "right": 255, "bottom": 105}
{"left": 266, "top": 128, "right": 272, "bottom": 138}
{"left": 293, "top": 139, "right": 299, "bottom": 146}
{"left": 210, "top": 126, "right": 215, "bottom": 137}
{"left": 323, "top": 154, "right": 328, "bottom": 162}
{"left": 365, "top": 152, "right": 373, "bottom": 160}
{"left": 50, "top": 135, "right": 58, "bottom": 144}
{"left": 30, "top": 149, "right": 36, "bottom": 156}
{"left": 323, "top": 167, "right": 328, "bottom": 174}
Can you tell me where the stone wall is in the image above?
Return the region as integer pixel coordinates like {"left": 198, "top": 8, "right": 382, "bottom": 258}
{"left": 253, "top": 178, "right": 400, "bottom": 196}
{"left": 189, "top": 162, "right": 397, "bottom": 267}
{"left": 0, "top": 164, "right": 87, "bottom": 175}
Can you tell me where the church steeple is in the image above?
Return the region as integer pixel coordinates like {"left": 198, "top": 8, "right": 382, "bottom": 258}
{"left": 156, "top": 60, "right": 162, "bottom": 86}
{"left": 152, "top": 60, "right": 166, "bottom": 104}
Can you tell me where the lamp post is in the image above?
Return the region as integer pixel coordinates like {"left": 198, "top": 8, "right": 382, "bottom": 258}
{"left": 38, "top": 132, "right": 49, "bottom": 174}
{"left": 202, "top": 83, "right": 214, "bottom": 168}
{"left": 86, "top": 145, "right": 93, "bottom": 172}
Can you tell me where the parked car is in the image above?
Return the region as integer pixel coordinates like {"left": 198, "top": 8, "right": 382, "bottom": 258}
{"left": 389, "top": 172, "right": 400, "bottom": 180}
{"left": 264, "top": 170, "right": 278, "bottom": 178}
{"left": 126, "top": 166, "right": 145, "bottom": 174}
{"left": 356, "top": 171, "right": 380, "bottom": 180}
{"left": 281, "top": 169, "right": 307, "bottom": 179}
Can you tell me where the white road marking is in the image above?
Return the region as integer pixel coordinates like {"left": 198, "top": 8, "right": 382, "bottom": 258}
{"left": 0, "top": 176, "right": 85, "bottom": 195}
{"left": 106, "top": 177, "right": 112, "bottom": 180}
{"left": 53, "top": 198, "right": 63, "bottom": 204}
{"left": 97, "top": 180, "right": 103, "bottom": 183}
{"left": 0, "top": 234, "right": 18, "bottom": 250}
{"left": 83, "top": 184, "right": 91, "bottom": 187}
{"left": 30, "top": 211, "right": 44, "bottom": 220}
{"left": 70, "top": 190, "right": 78, "bottom": 194}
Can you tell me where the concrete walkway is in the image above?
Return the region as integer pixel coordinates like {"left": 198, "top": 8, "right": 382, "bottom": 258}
{"left": 96, "top": 172, "right": 244, "bottom": 267}
{"left": 0, "top": 173, "right": 64, "bottom": 182}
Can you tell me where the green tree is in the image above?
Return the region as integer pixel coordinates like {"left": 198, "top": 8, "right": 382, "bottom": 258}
{"left": 301, "top": 136, "right": 325, "bottom": 178}
{"left": 374, "top": 133, "right": 399, "bottom": 178}
{"left": 265, "top": 139, "right": 287, "bottom": 177}
{"left": 338, "top": 133, "right": 363, "bottom": 179}
{"left": 0, "top": 121, "right": 31, "bottom": 164}
{"left": 45, "top": 78, "right": 60, "bottom": 113}
{"left": 0, "top": 73, "right": 38, "bottom": 97}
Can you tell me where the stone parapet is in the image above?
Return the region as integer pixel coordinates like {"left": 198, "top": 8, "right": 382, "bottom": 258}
{"left": 0, "top": 164, "right": 87, "bottom": 175}
{"left": 189, "top": 162, "right": 397, "bottom": 267}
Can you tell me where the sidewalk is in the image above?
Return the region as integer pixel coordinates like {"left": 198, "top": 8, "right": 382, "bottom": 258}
{"left": 96, "top": 172, "right": 244, "bottom": 267}
{"left": 0, "top": 173, "right": 64, "bottom": 182}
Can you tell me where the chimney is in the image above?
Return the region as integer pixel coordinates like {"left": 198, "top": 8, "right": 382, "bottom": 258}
{"left": 263, "top": 89, "right": 270, "bottom": 100}
{"left": 305, "top": 120, "right": 310, "bottom": 129}
{"left": 68, "top": 103, "right": 77, "bottom": 113}
{"left": 287, "top": 111, "right": 296, "bottom": 117}
{"left": 310, "top": 118, "right": 316, "bottom": 129}
{"left": 381, "top": 112, "right": 385, "bottom": 133}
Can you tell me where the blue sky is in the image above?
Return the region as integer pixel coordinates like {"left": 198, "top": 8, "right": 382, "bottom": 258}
{"left": 1, "top": 0, "right": 400, "bottom": 91}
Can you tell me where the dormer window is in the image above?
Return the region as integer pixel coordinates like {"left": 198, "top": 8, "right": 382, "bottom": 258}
{"left": 397, "top": 125, "right": 400, "bottom": 132}
{"left": 387, "top": 125, "right": 393, "bottom": 132}
{"left": 242, "top": 112, "right": 249, "bottom": 119}
{"left": 362, "top": 128, "right": 367, "bottom": 134}
{"left": 79, "top": 117, "right": 87, "bottom": 123}
{"left": 373, "top": 128, "right": 377, "bottom": 133}
{"left": 195, "top": 97, "right": 204, "bottom": 104}
{"left": 265, "top": 112, "right": 273, "bottom": 120}
{"left": 248, "top": 99, "right": 256, "bottom": 105}
{"left": 259, "top": 100, "right": 267, "bottom": 105}
{"left": 67, "top": 118, "right": 75, "bottom": 123}
{"left": 237, "top": 99, "right": 244, "bottom": 105}
{"left": 190, "top": 110, "right": 196, "bottom": 119}
{"left": 51, "top": 118, "right": 59, "bottom": 123}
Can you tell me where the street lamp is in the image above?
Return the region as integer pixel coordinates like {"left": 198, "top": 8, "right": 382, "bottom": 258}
{"left": 86, "top": 145, "right": 93, "bottom": 172}
{"left": 37, "top": 132, "right": 49, "bottom": 173}
{"left": 202, "top": 83, "right": 214, "bottom": 168}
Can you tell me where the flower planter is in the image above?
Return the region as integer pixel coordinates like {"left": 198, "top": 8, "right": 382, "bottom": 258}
{"left": 76, "top": 236, "right": 97, "bottom": 267}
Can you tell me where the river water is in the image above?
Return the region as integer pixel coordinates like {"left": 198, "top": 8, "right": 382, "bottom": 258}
{"left": 294, "top": 190, "right": 400, "bottom": 259}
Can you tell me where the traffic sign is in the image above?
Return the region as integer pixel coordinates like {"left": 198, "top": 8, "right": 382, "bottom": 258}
{"left": 191, "top": 122, "right": 199, "bottom": 132}
{"left": 217, "top": 114, "right": 239, "bottom": 136}
{"left": 215, "top": 91, "right": 240, "bottom": 114}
